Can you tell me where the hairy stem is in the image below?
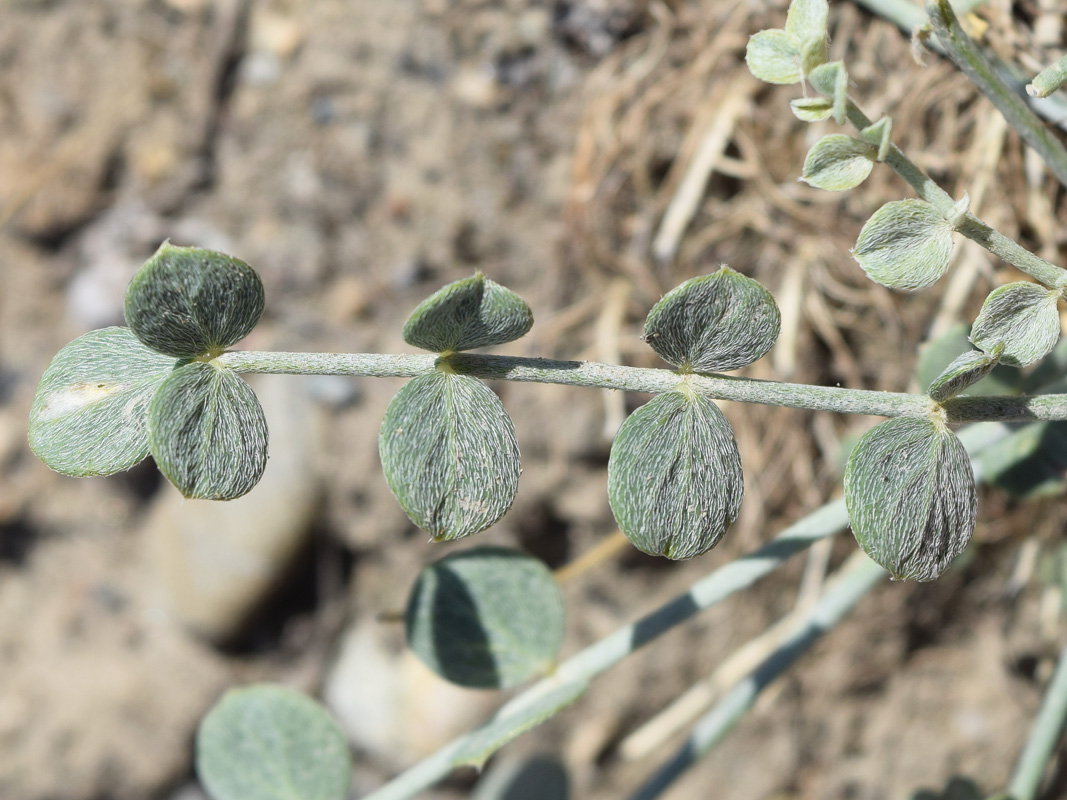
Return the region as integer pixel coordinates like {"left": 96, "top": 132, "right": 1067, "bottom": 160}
{"left": 219, "top": 349, "right": 1067, "bottom": 422}
{"left": 840, "top": 101, "right": 1067, "bottom": 289}
{"left": 927, "top": 0, "right": 1067, "bottom": 189}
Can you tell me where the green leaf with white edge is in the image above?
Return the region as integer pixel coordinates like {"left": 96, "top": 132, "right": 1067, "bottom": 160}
{"left": 969, "top": 281, "right": 1062, "bottom": 367}
{"left": 125, "top": 242, "right": 265, "bottom": 359}
{"left": 745, "top": 29, "right": 803, "bottom": 85}
{"left": 852, "top": 199, "right": 954, "bottom": 290}
{"left": 784, "top": 0, "right": 829, "bottom": 49}
{"left": 916, "top": 324, "right": 1022, "bottom": 397}
{"left": 29, "top": 327, "right": 177, "bottom": 477}
{"left": 453, "top": 679, "right": 589, "bottom": 769}
{"left": 379, "top": 369, "right": 520, "bottom": 541}
{"left": 860, "top": 116, "right": 893, "bottom": 162}
{"left": 405, "top": 547, "right": 565, "bottom": 689}
{"left": 403, "top": 273, "right": 534, "bottom": 353}
{"left": 643, "top": 266, "right": 781, "bottom": 373}
{"left": 608, "top": 388, "right": 743, "bottom": 560}
{"left": 844, "top": 417, "right": 977, "bottom": 582}
{"left": 927, "top": 344, "right": 1003, "bottom": 402}
{"left": 196, "top": 684, "right": 352, "bottom": 800}
{"left": 148, "top": 361, "right": 268, "bottom": 500}
{"left": 801, "top": 134, "right": 876, "bottom": 192}
{"left": 790, "top": 97, "right": 834, "bottom": 122}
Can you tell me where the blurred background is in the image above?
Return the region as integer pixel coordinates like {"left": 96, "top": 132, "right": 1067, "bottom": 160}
{"left": 3, "top": 0, "right": 1067, "bottom": 798}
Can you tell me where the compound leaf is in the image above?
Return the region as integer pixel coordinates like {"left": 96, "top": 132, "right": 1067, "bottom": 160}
{"left": 125, "top": 243, "right": 265, "bottom": 359}
{"left": 608, "top": 389, "right": 743, "bottom": 560}
{"left": 643, "top": 266, "right": 780, "bottom": 373}
{"left": 969, "top": 281, "right": 1062, "bottom": 367}
{"left": 405, "top": 547, "right": 565, "bottom": 689}
{"left": 746, "top": 29, "right": 804, "bottom": 85}
{"left": 148, "top": 361, "right": 268, "bottom": 500}
{"left": 379, "top": 370, "right": 520, "bottom": 541}
{"left": 927, "top": 344, "right": 1003, "bottom": 402}
{"left": 29, "top": 327, "right": 176, "bottom": 477}
{"left": 404, "top": 274, "right": 533, "bottom": 353}
{"left": 196, "top": 684, "right": 351, "bottom": 800}
{"left": 844, "top": 417, "right": 976, "bottom": 582}
{"left": 454, "top": 679, "right": 588, "bottom": 769}
{"left": 852, "top": 199, "right": 954, "bottom": 290}
{"left": 801, "top": 134, "right": 876, "bottom": 191}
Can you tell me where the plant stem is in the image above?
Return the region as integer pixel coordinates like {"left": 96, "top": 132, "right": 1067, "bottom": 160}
{"left": 1029, "top": 54, "right": 1067, "bottom": 99}
{"left": 840, "top": 100, "right": 1067, "bottom": 289}
{"left": 360, "top": 420, "right": 1014, "bottom": 800}
{"left": 629, "top": 552, "right": 886, "bottom": 800}
{"left": 926, "top": 0, "right": 1067, "bottom": 189}
{"left": 1007, "top": 642, "right": 1067, "bottom": 800}
{"left": 846, "top": 0, "right": 1067, "bottom": 133}
{"left": 219, "top": 350, "right": 1067, "bottom": 422}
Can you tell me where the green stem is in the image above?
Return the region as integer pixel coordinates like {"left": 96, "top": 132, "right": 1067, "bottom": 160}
{"left": 219, "top": 349, "right": 1067, "bottom": 423}
{"left": 927, "top": 0, "right": 1067, "bottom": 188}
{"left": 360, "top": 420, "right": 1014, "bottom": 800}
{"left": 847, "top": 0, "right": 1067, "bottom": 133}
{"left": 1029, "top": 54, "right": 1067, "bottom": 99}
{"left": 840, "top": 100, "right": 1067, "bottom": 289}
{"left": 629, "top": 552, "right": 886, "bottom": 800}
{"left": 1007, "top": 642, "right": 1067, "bottom": 800}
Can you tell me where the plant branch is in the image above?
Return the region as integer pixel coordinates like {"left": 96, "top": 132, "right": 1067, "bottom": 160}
{"left": 839, "top": 100, "right": 1067, "bottom": 289}
{"left": 926, "top": 0, "right": 1067, "bottom": 189}
{"left": 360, "top": 419, "right": 1015, "bottom": 800}
{"left": 1007, "top": 642, "right": 1067, "bottom": 800}
{"left": 220, "top": 350, "right": 1067, "bottom": 422}
{"left": 846, "top": 0, "right": 1067, "bottom": 133}
{"left": 628, "top": 551, "right": 886, "bottom": 800}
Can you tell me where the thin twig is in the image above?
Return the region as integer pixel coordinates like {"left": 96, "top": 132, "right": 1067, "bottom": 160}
{"left": 926, "top": 0, "right": 1067, "bottom": 189}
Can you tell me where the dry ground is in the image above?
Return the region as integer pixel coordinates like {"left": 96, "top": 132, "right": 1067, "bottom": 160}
{"left": 2, "top": 1, "right": 1067, "bottom": 798}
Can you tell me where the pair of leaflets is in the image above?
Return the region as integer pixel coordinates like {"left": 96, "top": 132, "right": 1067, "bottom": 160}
{"left": 29, "top": 244, "right": 268, "bottom": 500}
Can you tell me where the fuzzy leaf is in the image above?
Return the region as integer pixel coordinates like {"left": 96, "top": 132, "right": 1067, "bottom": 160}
{"left": 844, "top": 417, "right": 977, "bottom": 582}
{"left": 148, "top": 361, "right": 268, "bottom": 500}
{"left": 29, "top": 327, "right": 177, "bottom": 477}
{"left": 643, "top": 267, "right": 780, "bottom": 373}
{"left": 745, "top": 29, "right": 803, "bottom": 85}
{"left": 790, "top": 97, "right": 834, "bottom": 122}
{"left": 860, "top": 116, "right": 893, "bottom": 161}
{"left": 454, "top": 680, "right": 588, "bottom": 768}
{"left": 801, "top": 134, "right": 876, "bottom": 191}
{"left": 916, "top": 324, "right": 1022, "bottom": 397}
{"left": 405, "top": 547, "right": 565, "bottom": 689}
{"left": 608, "top": 389, "right": 743, "bottom": 560}
{"left": 125, "top": 243, "right": 265, "bottom": 359}
{"left": 808, "top": 60, "right": 848, "bottom": 122}
{"left": 404, "top": 274, "right": 533, "bottom": 353}
{"left": 969, "top": 282, "right": 1062, "bottom": 367}
{"left": 927, "top": 344, "right": 1003, "bottom": 402}
{"left": 196, "top": 685, "right": 352, "bottom": 800}
{"left": 379, "top": 370, "right": 520, "bottom": 541}
{"left": 852, "top": 199, "right": 954, "bottom": 290}
{"left": 785, "top": 0, "right": 829, "bottom": 48}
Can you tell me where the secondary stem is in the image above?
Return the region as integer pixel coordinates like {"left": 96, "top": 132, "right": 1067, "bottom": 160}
{"left": 841, "top": 101, "right": 1067, "bottom": 289}
{"left": 219, "top": 349, "right": 1067, "bottom": 423}
{"left": 1007, "top": 642, "right": 1067, "bottom": 800}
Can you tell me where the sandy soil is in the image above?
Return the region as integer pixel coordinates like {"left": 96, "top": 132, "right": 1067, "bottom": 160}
{"left": 2, "top": 1, "right": 1067, "bottom": 798}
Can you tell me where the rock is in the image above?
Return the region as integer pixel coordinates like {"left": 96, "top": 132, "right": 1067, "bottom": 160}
{"left": 144, "top": 373, "right": 324, "bottom": 642}
{"left": 323, "top": 620, "right": 496, "bottom": 770}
